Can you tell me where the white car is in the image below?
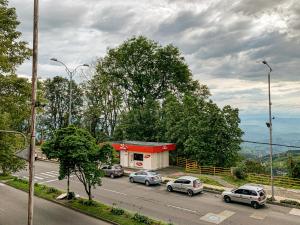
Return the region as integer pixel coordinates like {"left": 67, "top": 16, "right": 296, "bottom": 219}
{"left": 166, "top": 176, "right": 203, "bottom": 197}
{"left": 222, "top": 184, "right": 267, "bottom": 209}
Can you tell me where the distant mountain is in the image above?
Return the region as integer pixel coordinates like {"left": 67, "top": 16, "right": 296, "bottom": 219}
{"left": 239, "top": 114, "right": 300, "bottom": 157}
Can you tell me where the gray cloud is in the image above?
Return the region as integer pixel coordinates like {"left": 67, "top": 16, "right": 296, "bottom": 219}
{"left": 8, "top": 0, "right": 300, "bottom": 115}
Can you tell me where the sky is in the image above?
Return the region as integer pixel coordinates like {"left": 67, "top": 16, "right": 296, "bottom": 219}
{"left": 9, "top": 0, "right": 300, "bottom": 117}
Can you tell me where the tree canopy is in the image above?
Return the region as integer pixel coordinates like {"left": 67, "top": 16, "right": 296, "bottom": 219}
{"left": 0, "top": 0, "right": 31, "bottom": 74}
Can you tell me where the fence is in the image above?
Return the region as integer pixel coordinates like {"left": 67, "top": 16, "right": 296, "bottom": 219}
{"left": 248, "top": 173, "right": 300, "bottom": 189}
{"left": 176, "top": 157, "right": 300, "bottom": 189}
{"left": 177, "top": 157, "right": 231, "bottom": 176}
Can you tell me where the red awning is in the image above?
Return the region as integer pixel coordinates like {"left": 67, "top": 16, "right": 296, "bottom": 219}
{"left": 111, "top": 141, "right": 176, "bottom": 153}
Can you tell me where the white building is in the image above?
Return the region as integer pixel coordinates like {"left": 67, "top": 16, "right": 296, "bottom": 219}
{"left": 112, "top": 141, "right": 176, "bottom": 170}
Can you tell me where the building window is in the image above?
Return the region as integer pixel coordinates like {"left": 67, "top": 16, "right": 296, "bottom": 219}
{"left": 134, "top": 153, "right": 143, "bottom": 161}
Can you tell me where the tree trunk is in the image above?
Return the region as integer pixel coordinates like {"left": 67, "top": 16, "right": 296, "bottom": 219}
{"left": 88, "top": 184, "right": 92, "bottom": 201}
{"left": 67, "top": 169, "right": 70, "bottom": 196}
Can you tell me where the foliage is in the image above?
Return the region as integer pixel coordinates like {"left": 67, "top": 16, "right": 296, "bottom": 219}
{"left": 100, "top": 36, "right": 198, "bottom": 108}
{"left": 41, "top": 76, "right": 83, "bottom": 137}
{"left": 287, "top": 156, "right": 300, "bottom": 178}
{"left": 0, "top": 0, "right": 31, "bottom": 74}
{"left": 233, "top": 163, "right": 247, "bottom": 180}
{"left": 132, "top": 213, "right": 152, "bottom": 225}
{"left": 83, "top": 67, "right": 122, "bottom": 139}
{"left": 280, "top": 199, "right": 300, "bottom": 207}
{"left": 111, "top": 207, "right": 125, "bottom": 215}
{"left": 162, "top": 94, "right": 243, "bottom": 167}
{"left": 42, "top": 126, "right": 112, "bottom": 200}
{"left": 244, "top": 160, "right": 267, "bottom": 174}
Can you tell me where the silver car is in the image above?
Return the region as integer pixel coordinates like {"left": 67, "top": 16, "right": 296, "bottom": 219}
{"left": 101, "top": 164, "right": 124, "bottom": 178}
{"left": 129, "top": 170, "right": 162, "bottom": 186}
{"left": 222, "top": 184, "right": 267, "bottom": 209}
{"left": 166, "top": 176, "right": 203, "bottom": 197}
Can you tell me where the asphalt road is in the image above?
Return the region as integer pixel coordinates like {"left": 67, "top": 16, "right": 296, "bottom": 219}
{"left": 15, "top": 161, "right": 300, "bottom": 225}
{"left": 0, "top": 183, "right": 110, "bottom": 225}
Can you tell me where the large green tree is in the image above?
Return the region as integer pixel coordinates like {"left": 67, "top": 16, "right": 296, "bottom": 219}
{"left": 98, "top": 36, "right": 199, "bottom": 107}
{"left": 0, "top": 0, "right": 31, "bottom": 74}
{"left": 0, "top": 75, "right": 31, "bottom": 174}
{"left": 162, "top": 94, "right": 243, "bottom": 167}
{"left": 42, "top": 76, "right": 83, "bottom": 137}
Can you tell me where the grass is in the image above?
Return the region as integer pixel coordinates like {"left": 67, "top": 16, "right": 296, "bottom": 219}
{"left": 5, "top": 177, "right": 170, "bottom": 225}
{"left": 197, "top": 175, "right": 225, "bottom": 187}
{"left": 0, "top": 173, "right": 14, "bottom": 181}
{"left": 221, "top": 175, "right": 248, "bottom": 187}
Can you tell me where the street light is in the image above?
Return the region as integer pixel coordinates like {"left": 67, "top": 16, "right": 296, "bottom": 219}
{"left": 50, "top": 58, "right": 89, "bottom": 125}
{"left": 261, "top": 60, "right": 275, "bottom": 201}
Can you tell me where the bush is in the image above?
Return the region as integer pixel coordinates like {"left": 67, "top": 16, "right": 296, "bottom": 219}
{"left": 47, "top": 187, "right": 59, "bottom": 194}
{"left": 280, "top": 199, "right": 300, "bottom": 207}
{"left": 132, "top": 213, "right": 151, "bottom": 225}
{"left": 110, "top": 207, "right": 125, "bottom": 215}
{"left": 78, "top": 199, "right": 97, "bottom": 206}
{"left": 67, "top": 191, "right": 75, "bottom": 200}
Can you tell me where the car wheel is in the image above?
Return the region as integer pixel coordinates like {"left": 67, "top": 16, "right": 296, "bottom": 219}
{"left": 251, "top": 201, "right": 259, "bottom": 209}
{"left": 145, "top": 180, "right": 150, "bottom": 186}
{"left": 129, "top": 177, "right": 134, "bottom": 183}
{"left": 187, "top": 189, "right": 193, "bottom": 197}
{"left": 167, "top": 185, "right": 173, "bottom": 192}
{"left": 224, "top": 196, "right": 231, "bottom": 203}
{"left": 110, "top": 173, "right": 115, "bottom": 179}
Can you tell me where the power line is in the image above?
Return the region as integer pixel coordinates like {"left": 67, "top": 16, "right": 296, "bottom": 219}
{"left": 242, "top": 140, "right": 300, "bottom": 149}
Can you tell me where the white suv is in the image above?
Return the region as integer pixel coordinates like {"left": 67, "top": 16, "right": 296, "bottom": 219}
{"left": 222, "top": 184, "right": 266, "bottom": 209}
{"left": 166, "top": 176, "right": 203, "bottom": 197}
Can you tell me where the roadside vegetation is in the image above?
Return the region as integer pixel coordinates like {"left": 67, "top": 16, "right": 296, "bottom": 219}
{"left": 6, "top": 177, "right": 171, "bottom": 225}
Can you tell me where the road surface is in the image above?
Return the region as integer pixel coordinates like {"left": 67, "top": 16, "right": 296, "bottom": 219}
{"left": 14, "top": 161, "right": 300, "bottom": 225}
{"left": 0, "top": 182, "right": 110, "bottom": 225}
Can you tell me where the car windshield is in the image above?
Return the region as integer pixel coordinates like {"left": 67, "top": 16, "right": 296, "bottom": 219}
{"left": 148, "top": 172, "right": 157, "bottom": 176}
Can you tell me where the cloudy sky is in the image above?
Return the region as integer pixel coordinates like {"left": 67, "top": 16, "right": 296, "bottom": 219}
{"left": 9, "top": 0, "right": 300, "bottom": 117}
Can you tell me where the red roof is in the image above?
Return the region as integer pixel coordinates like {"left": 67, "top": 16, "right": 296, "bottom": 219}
{"left": 111, "top": 141, "right": 176, "bottom": 153}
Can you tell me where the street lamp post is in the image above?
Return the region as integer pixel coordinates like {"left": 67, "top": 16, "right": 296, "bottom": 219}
{"left": 50, "top": 58, "right": 88, "bottom": 125}
{"left": 262, "top": 60, "right": 275, "bottom": 201}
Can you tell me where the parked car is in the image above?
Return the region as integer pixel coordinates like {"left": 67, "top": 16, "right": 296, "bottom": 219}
{"left": 166, "top": 176, "right": 203, "bottom": 197}
{"left": 129, "top": 170, "right": 162, "bottom": 186}
{"left": 101, "top": 164, "right": 124, "bottom": 178}
{"left": 222, "top": 184, "right": 266, "bottom": 209}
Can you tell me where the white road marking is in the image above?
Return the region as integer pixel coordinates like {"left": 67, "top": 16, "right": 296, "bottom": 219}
{"left": 45, "top": 171, "right": 59, "bottom": 175}
{"left": 0, "top": 183, "right": 5, "bottom": 186}
{"left": 38, "top": 179, "right": 59, "bottom": 184}
{"left": 34, "top": 176, "right": 44, "bottom": 180}
{"left": 40, "top": 173, "right": 56, "bottom": 177}
{"left": 289, "top": 208, "right": 300, "bottom": 216}
{"left": 167, "top": 204, "right": 198, "bottom": 214}
{"left": 250, "top": 212, "right": 267, "bottom": 220}
{"left": 200, "top": 210, "right": 235, "bottom": 224}
{"left": 100, "top": 188, "right": 127, "bottom": 196}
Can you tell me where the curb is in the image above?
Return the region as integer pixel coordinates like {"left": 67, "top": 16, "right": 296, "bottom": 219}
{"left": 267, "top": 200, "right": 300, "bottom": 209}
{"left": 3, "top": 181, "right": 119, "bottom": 225}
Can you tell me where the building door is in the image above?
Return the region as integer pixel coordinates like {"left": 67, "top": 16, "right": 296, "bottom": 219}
{"left": 129, "top": 153, "right": 134, "bottom": 168}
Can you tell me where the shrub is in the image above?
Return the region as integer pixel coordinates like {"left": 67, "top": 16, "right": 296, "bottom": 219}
{"left": 67, "top": 191, "right": 75, "bottom": 200}
{"left": 47, "top": 187, "right": 59, "bottom": 194}
{"left": 110, "top": 207, "right": 125, "bottom": 215}
{"left": 132, "top": 213, "right": 151, "bottom": 225}
{"left": 280, "top": 199, "right": 300, "bottom": 207}
{"left": 78, "top": 199, "right": 97, "bottom": 206}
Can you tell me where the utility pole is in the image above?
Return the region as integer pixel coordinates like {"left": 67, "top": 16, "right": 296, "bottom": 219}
{"left": 262, "top": 60, "right": 275, "bottom": 201}
{"left": 28, "top": 0, "right": 39, "bottom": 224}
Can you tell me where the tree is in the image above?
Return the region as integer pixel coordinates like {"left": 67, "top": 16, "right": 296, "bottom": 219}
{"left": 162, "top": 94, "right": 243, "bottom": 167}
{"left": 83, "top": 68, "right": 122, "bottom": 140}
{"left": 42, "top": 76, "right": 83, "bottom": 137}
{"left": 42, "top": 126, "right": 113, "bottom": 200}
{"left": 0, "top": 0, "right": 31, "bottom": 74}
{"left": 0, "top": 75, "right": 30, "bottom": 175}
{"left": 113, "top": 98, "right": 161, "bottom": 142}
{"left": 99, "top": 36, "right": 197, "bottom": 108}
{"left": 287, "top": 156, "right": 300, "bottom": 179}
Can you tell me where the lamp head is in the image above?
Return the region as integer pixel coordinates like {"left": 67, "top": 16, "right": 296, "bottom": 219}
{"left": 83, "top": 64, "right": 89, "bottom": 67}
{"left": 50, "top": 58, "right": 58, "bottom": 62}
{"left": 262, "top": 60, "right": 267, "bottom": 65}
